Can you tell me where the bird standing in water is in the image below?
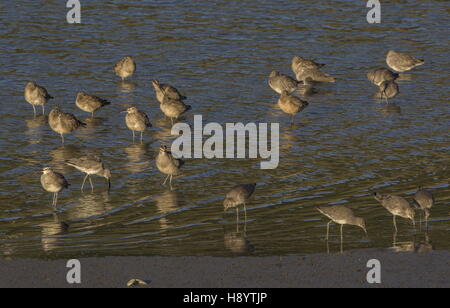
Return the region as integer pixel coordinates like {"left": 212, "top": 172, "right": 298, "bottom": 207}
{"left": 156, "top": 145, "right": 184, "bottom": 190}
{"left": 66, "top": 155, "right": 111, "bottom": 192}
{"left": 40, "top": 167, "right": 70, "bottom": 208}
{"left": 413, "top": 187, "right": 434, "bottom": 228}
{"left": 278, "top": 90, "right": 309, "bottom": 124}
{"left": 114, "top": 56, "right": 136, "bottom": 81}
{"left": 48, "top": 107, "right": 86, "bottom": 144}
{"left": 224, "top": 183, "right": 256, "bottom": 223}
{"left": 122, "top": 106, "right": 152, "bottom": 143}
{"left": 24, "top": 82, "right": 54, "bottom": 116}
{"left": 75, "top": 92, "right": 111, "bottom": 118}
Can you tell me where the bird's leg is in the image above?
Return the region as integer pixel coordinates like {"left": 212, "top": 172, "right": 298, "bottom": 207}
{"left": 52, "top": 193, "right": 56, "bottom": 207}
{"left": 81, "top": 174, "right": 89, "bottom": 192}
{"left": 60, "top": 134, "right": 64, "bottom": 144}
{"left": 393, "top": 215, "right": 397, "bottom": 232}
{"left": 162, "top": 174, "right": 170, "bottom": 186}
{"left": 132, "top": 131, "right": 135, "bottom": 143}
{"left": 42, "top": 105, "right": 45, "bottom": 115}
{"left": 32, "top": 105, "right": 36, "bottom": 117}
{"left": 244, "top": 202, "right": 247, "bottom": 223}
{"left": 236, "top": 207, "right": 239, "bottom": 225}
{"left": 169, "top": 175, "right": 173, "bottom": 191}
{"left": 383, "top": 90, "right": 389, "bottom": 104}
{"left": 326, "top": 220, "right": 332, "bottom": 241}
{"left": 340, "top": 224, "right": 344, "bottom": 247}
{"left": 54, "top": 193, "right": 58, "bottom": 208}
{"left": 291, "top": 115, "right": 295, "bottom": 125}
{"left": 244, "top": 215, "right": 247, "bottom": 234}
{"left": 140, "top": 131, "right": 143, "bottom": 144}
{"left": 89, "top": 176, "right": 94, "bottom": 192}
{"left": 171, "top": 118, "right": 174, "bottom": 126}
{"left": 91, "top": 112, "right": 94, "bottom": 118}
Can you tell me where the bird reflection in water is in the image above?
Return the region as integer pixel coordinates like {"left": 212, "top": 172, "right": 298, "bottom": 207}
{"left": 82, "top": 116, "right": 105, "bottom": 130}
{"left": 155, "top": 190, "right": 180, "bottom": 231}
{"left": 49, "top": 145, "right": 81, "bottom": 172}
{"left": 68, "top": 191, "right": 112, "bottom": 221}
{"left": 124, "top": 143, "right": 150, "bottom": 174}
{"left": 224, "top": 220, "right": 254, "bottom": 255}
{"left": 376, "top": 104, "right": 401, "bottom": 117}
{"left": 25, "top": 115, "right": 47, "bottom": 144}
{"left": 391, "top": 231, "right": 433, "bottom": 253}
{"left": 40, "top": 213, "right": 69, "bottom": 252}
{"left": 117, "top": 80, "right": 137, "bottom": 93}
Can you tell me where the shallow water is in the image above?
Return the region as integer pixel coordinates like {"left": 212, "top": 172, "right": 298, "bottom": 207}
{"left": 0, "top": 1, "right": 449, "bottom": 258}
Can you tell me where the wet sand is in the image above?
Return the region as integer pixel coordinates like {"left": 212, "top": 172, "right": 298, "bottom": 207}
{"left": 1, "top": 249, "right": 449, "bottom": 288}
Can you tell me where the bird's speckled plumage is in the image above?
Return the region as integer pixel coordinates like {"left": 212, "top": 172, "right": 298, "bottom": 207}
{"left": 48, "top": 107, "right": 86, "bottom": 143}
{"left": 268, "top": 71, "right": 299, "bottom": 94}
{"left": 223, "top": 184, "right": 256, "bottom": 210}
{"left": 367, "top": 68, "right": 399, "bottom": 86}
{"left": 386, "top": 50, "right": 424, "bottom": 73}
{"left": 24, "top": 81, "right": 54, "bottom": 115}
{"left": 75, "top": 92, "right": 111, "bottom": 116}
{"left": 152, "top": 79, "right": 187, "bottom": 104}
{"left": 114, "top": 56, "right": 136, "bottom": 80}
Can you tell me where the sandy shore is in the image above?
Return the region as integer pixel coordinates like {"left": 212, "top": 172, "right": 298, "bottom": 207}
{"left": 0, "top": 249, "right": 449, "bottom": 288}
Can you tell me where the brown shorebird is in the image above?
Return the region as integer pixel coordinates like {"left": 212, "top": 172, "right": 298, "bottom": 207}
{"left": 40, "top": 167, "right": 70, "bottom": 208}
{"left": 376, "top": 80, "right": 399, "bottom": 103}
{"left": 122, "top": 106, "right": 152, "bottom": 143}
{"left": 156, "top": 145, "right": 184, "bottom": 190}
{"left": 268, "top": 71, "right": 299, "bottom": 94}
{"left": 373, "top": 192, "right": 415, "bottom": 231}
{"left": 48, "top": 107, "right": 86, "bottom": 144}
{"left": 75, "top": 92, "right": 111, "bottom": 118}
{"left": 66, "top": 155, "right": 111, "bottom": 192}
{"left": 386, "top": 50, "right": 424, "bottom": 73}
{"left": 291, "top": 57, "right": 334, "bottom": 84}
{"left": 294, "top": 67, "right": 336, "bottom": 84}
{"left": 224, "top": 183, "right": 256, "bottom": 223}
{"left": 151, "top": 79, "right": 187, "bottom": 104}
{"left": 24, "top": 82, "right": 54, "bottom": 116}
{"left": 316, "top": 206, "right": 367, "bottom": 242}
{"left": 291, "top": 56, "right": 325, "bottom": 74}
{"left": 114, "top": 56, "right": 136, "bottom": 80}
{"left": 413, "top": 187, "right": 434, "bottom": 228}
{"left": 278, "top": 90, "right": 309, "bottom": 124}
{"left": 159, "top": 96, "right": 191, "bottom": 125}
{"left": 367, "top": 68, "right": 399, "bottom": 86}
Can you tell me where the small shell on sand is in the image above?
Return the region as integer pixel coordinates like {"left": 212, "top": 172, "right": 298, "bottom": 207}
{"left": 127, "top": 278, "right": 149, "bottom": 287}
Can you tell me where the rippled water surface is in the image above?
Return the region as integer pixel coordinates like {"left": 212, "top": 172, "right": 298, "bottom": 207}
{"left": 0, "top": 1, "right": 449, "bottom": 258}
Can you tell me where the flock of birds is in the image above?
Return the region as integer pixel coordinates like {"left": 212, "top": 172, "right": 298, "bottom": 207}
{"left": 23, "top": 49, "right": 438, "bottom": 245}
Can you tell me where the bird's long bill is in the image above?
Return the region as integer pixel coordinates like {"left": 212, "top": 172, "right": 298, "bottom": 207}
{"left": 120, "top": 109, "right": 128, "bottom": 113}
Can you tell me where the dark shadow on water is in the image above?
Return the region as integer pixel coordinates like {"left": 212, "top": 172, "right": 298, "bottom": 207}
{"left": 375, "top": 103, "right": 401, "bottom": 116}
